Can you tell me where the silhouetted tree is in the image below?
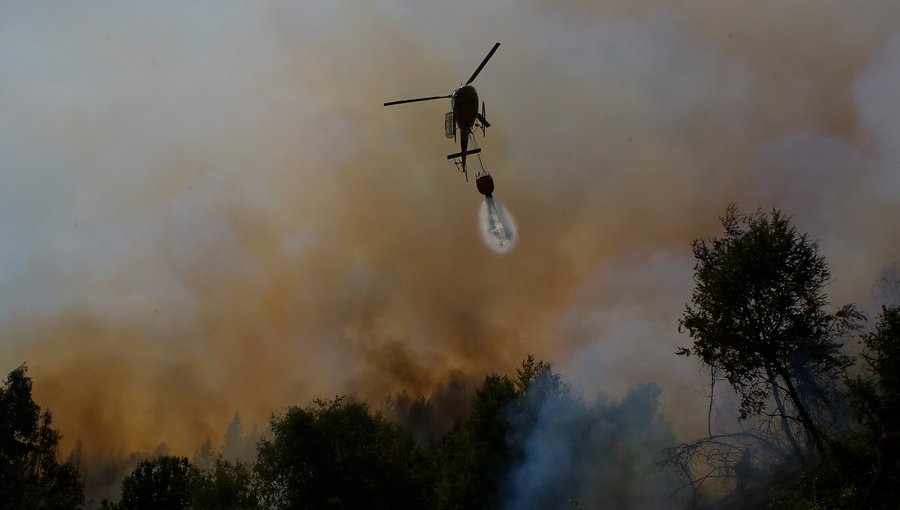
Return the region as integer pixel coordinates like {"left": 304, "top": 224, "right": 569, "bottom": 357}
{"left": 119, "top": 456, "right": 199, "bottom": 510}
{"left": 0, "top": 365, "right": 84, "bottom": 510}
{"left": 847, "top": 305, "right": 900, "bottom": 507}
{"left": 222, "top": 413, "right": 259, "bottom": 463}
{"left": 678, "top": 206, "right": 862, "bottom": 457}
{"left": 108, "top": 455, "right": 260, "bottom": 510}
{"left": 851, "top": 306, "right": 900, "bottom": 438}
{"left": 255, "top": 397, "right": 434, "bottom": 509}
{"left": 384, "top": 378, "right": 475, "bottom": 449}
{"left": 192, "top": 438, "right": 216, "bottom": 472}
{"left": 193, "top": 458, "right": 261, "bottom": 510}
{"left": 514, "top": 354, "right": 553, "bottom": 393}
{"left": 437, "top": 373, "right": 518, "bottom": 510}
{"left": 768, "top": 306, "right": 900, "bottom": 509}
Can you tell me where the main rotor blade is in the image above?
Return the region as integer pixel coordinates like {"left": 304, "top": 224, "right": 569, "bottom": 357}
{"left": 384, "top": 95, "right": 451, "bottom": 106}
{"left": 465, "top": 42, "right": 501, "bottom": 85}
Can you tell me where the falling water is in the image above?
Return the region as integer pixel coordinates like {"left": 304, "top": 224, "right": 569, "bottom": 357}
{"left": 479, "top": 196, "right": 517, "bottom": 253}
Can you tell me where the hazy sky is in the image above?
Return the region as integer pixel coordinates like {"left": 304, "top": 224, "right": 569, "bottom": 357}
{"left": 2, "top": 1, "right": 899, "bottom": 455}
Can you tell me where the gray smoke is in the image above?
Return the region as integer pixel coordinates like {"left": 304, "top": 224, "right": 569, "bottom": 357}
{"left": 2, "top": 1, "right": 899, "bottom": 484}
{"left": 503, "top": 376, "right": 675, "bottom": 510}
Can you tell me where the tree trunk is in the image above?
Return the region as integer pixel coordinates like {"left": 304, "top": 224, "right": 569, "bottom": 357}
{"left": 707, "top": 369, "right": 716, "bottom": 438}
{"left": 766, "top": 366, "right": 803, "bottom": 460}
{"left": 778, "top": 368, "right": 826, "bottom": 457}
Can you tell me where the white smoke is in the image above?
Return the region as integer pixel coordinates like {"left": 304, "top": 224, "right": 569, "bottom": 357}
{"left": 503, "top": 376, "right": 676, "bottom": 510}
{"left": 479, "top": 197, "right": 517, "bottom": 253}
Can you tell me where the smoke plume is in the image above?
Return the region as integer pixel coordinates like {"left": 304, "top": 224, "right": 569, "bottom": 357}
{"left": 1, "top": 1, "right": 899, "bottom": 483}
{"left": 503, "top": 376, "right": 675, "bottom": 509}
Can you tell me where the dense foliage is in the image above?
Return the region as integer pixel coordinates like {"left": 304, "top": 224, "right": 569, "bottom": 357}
{"left": 119, "top": 456, "right": 199, "bottom": 510}
{"left": 255, "top": 397, "right": 434, "bottom": 510}
{"left": 770, "top": 306, "right": 900, "bottom": 509}
{"left": 437, "top": 374, "right": 518, "bottom": 510}
{"left": 679, "top": 206, "right": 862, "bottom": 456}
{"left": 0, "top": 365, "right": 84, "bottom": 510}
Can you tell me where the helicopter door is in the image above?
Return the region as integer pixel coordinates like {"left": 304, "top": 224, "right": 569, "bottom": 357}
{"left": 444, "top": 111, "right": 455, "bottom": 139}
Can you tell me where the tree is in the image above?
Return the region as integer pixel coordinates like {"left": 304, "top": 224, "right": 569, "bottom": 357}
{"left": 437, "top": 374, "right": 517, "bottom": 510}
{"left": 437, "top": 357, "right": 560, "bottom": 510}
{"left": 112, "top": 455, "right": 261, "bottom": 510}
{"left": 0, "top": 365, "right": 84, "bottom": 509}
{"left": 193, "top": 458, "right": 261, "bottom": 510}
{"left": 678, "top": 206, "right": 862, "bottom": 457}
{"left": 514, "top": 354, "right": 553, "bottom": 393}
{"left": 767, "top": 307, "right": 900, "bottom": 509}
{"left": 119, "top": 456, "right": 199, "bottom": 510}
{"left": 846, "top": 305, "right": 900, "bottom": 507}
{"left": 852, "top": 306, "right": 900, "bottom": 429}
{"left": 222, "top": 413, "right": 259, "bottom": 463}
{"left": 255, "top": 397, "right": 434, "bottom": 510}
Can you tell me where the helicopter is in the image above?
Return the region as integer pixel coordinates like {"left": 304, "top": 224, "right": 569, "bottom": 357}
{"left": 384, "top": 42, "right": 500, "bottom": 179}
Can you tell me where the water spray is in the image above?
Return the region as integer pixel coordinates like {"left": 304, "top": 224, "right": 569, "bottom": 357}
{"left": 476, "top": 169, "right": 516, "bottom": 253}
{"left": 463, "top": 136, "right": 515, "bottom": 252}
{"left": 479, "top": 194, "right": 516, "bottom": 253}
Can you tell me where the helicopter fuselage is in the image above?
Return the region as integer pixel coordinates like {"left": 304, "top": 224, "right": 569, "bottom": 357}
{"left": 451, "top": 85, "right": 479, "bottom": 173}
{"left": 451, "top": 85, "right": 479, "bottom": 133}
